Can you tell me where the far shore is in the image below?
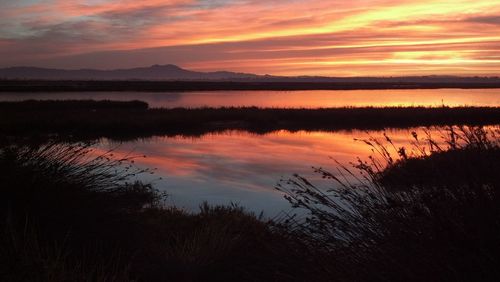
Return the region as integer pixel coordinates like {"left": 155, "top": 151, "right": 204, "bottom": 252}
{"left": 2, "top": 80, "right": 500, "bottom": 92}
{"left": 1, "top": 100, "right": 499, "bottom": 140}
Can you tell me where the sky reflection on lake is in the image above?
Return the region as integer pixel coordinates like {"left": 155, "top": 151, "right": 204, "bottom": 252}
{"left": 2, "top": 89, "right": 499, "bottom": 108}
{"left": 97, "top": 128, "right": 454, "bottom": 216}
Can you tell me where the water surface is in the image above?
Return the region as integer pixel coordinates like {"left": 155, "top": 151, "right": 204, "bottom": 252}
{"left": 2, "top": 89, "right": 499, "bottom": 108}
{"left": 5, "top": 89, "right": 498, "bottom": 215}
{"left": 97, "top": 128, "right": 454, "bottom": 216}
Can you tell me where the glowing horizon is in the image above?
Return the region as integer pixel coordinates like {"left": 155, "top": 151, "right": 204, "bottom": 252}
{"left": 1, "top": 0, "right": 500, "bottom": 76}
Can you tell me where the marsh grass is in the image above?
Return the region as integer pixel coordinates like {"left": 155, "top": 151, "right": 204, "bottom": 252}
{"left": 2, "top": 120, "right": 500, "bottom": 281}
{"left": 277, "top": 126, "right": 500, "bottom": 281}
{"left": 1, "top": 100, "right": 499, "bottom": 140}
{"left": 0, "top": 141, "right": 158, "bottom": 281}
{"left": 0, "top": 141, "right": 315, "bottom": 281}
{"left": 1, "top": 220, "right": 130, "bottom": 282}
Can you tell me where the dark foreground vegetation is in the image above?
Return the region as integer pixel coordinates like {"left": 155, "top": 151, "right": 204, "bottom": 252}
{"left": 0, "top": 142, "right": 314, "bottom": 281}
{"left": 2, "top": 79, "right": 500, "bottom": 92}
{"left": 277, "top": 127, "right": 500, "bottom": 281}
{"left": 1, "top": 126, "right": 500, "bottom": 281}
{"left": 1, "top": 100, "right": 499, "bottom": 140}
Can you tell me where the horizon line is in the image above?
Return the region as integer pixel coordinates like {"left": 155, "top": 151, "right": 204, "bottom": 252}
{"left": 1, "top": 64, "right": 500, "bottom": 79}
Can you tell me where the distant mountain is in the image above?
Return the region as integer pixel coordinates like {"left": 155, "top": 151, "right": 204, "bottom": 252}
{"left": 1, "top": 64, "right": 499, "bottom": 83}
{"left": 0, "top": 64, "right": 259, "bottom": 81}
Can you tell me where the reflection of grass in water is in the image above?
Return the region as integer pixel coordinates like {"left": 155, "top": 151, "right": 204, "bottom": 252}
{"left": 278, "top": 126, "right": 500, "bottom": 281}
{"left": 1, "top": 100, "right": 499, "bottom": 140}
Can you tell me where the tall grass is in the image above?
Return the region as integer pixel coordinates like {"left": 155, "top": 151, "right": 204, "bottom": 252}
{"left": 277, "top": 126, "right": 500, "bottom": 281}
{"left": 0, "top": 141, "right": 317, "bottom": 281}
{"left": 0, "top": 141, "right": 158, "bottom": 281}
{"left": 3, "top": 125, "right": 500, "bottom": 281}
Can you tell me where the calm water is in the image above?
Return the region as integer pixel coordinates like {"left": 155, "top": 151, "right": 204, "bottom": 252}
{"left": 2, "top": 88, "right": 500, "bottom": 108}
{"left": 97, "top": 128, "right": 454, "bottom": 216}
{"left": 5, "top": 89, "right": 498, "bottom": 215}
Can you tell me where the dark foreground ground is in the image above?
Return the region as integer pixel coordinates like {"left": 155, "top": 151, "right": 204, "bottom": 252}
{"left": 2, "top": 79, "right": 500, "bottom": 92}
{"left": 1, "top": 127, "right": 499, "bottom": 281}
{"left": 1, "top": 100, "right": 499, "bottom": 140}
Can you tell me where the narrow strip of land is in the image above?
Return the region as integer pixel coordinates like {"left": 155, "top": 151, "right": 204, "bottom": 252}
{"left": 1, "top": 100, "right": 499, "bottom": 140}
{"left": 2, "top": 80, "right": 500, "bottom": 92}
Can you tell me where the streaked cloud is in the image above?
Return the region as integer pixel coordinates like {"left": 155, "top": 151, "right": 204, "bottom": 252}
{"left": 1, "top": 0, "right": 500, "bottom": 76}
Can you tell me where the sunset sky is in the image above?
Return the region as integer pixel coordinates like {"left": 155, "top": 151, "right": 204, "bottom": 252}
{"left": 1, "top": 0, "right": 500, "bottom": 76}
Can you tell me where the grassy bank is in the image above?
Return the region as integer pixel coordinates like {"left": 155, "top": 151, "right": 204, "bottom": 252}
{"left": 2, "top": 80, "right": 500, "bottom": 92}
{"left": 1, "top": 127, "right": 499, "bottom": 281}
{"left": 0, "top": 142, "right": 317, "bottom": 282}
{"left": 278, "top": 127, "right": 500, "bottom": 281}
{"left": 1, "top": 100, "right": 499, "bottom": 140}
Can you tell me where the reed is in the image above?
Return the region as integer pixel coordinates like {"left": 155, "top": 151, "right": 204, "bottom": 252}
{"left": 277, "top": 126, "right": 500, "bottom": 281}
{"left": 0, "top": 141, "right": 313, "bottom": 281}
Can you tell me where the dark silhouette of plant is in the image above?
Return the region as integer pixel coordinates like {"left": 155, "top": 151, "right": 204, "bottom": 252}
{"left": 277, "top": 126, "right": 500, "bottom": 281}
{"left": 0, "top": 141, "right": 318, "bottom": 281}
{"left": 0, "top": 141, "right": 159, "bottom": 281}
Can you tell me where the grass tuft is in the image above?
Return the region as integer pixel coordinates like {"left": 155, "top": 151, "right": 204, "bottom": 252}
{"left": 278, "top": 126, "right": 500, "bottom": 281}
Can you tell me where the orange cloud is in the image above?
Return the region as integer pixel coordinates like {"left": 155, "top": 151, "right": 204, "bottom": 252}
{"left": 1, "top": 0, "right": 500, "bottom": 76}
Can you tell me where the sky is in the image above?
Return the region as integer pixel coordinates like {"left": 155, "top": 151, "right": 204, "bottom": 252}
{"left": 1, "top": 0, "right": 500, "bottom": 76}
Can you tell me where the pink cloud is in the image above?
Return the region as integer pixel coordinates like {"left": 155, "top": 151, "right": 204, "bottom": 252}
{"left": 1, "top": 0, "right": 500, "bottom": 75}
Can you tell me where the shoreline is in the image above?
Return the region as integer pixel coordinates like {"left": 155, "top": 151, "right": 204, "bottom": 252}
{"left": 1, "top": 100, "right": 499, "bottom": 140}
{"left": 2, "top": 80, "right": 500, "bottom": 92}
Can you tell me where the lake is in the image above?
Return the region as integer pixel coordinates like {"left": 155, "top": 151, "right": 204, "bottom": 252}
{"left": 96, "top": 127, "right": 461, "bottom": 216}
{"left": 1, "top": 88, "right": 500, "bottom": 108}
{"left": 3, "top": 89, "right": 499, "bottom": 216}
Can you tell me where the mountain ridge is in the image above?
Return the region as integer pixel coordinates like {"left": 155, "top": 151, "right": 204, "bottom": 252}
{"left": 0, "top": 64, "right": 259, "bottom": 81}
{"left": 1, "top": 64, "right": 500, "bottom": 83}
